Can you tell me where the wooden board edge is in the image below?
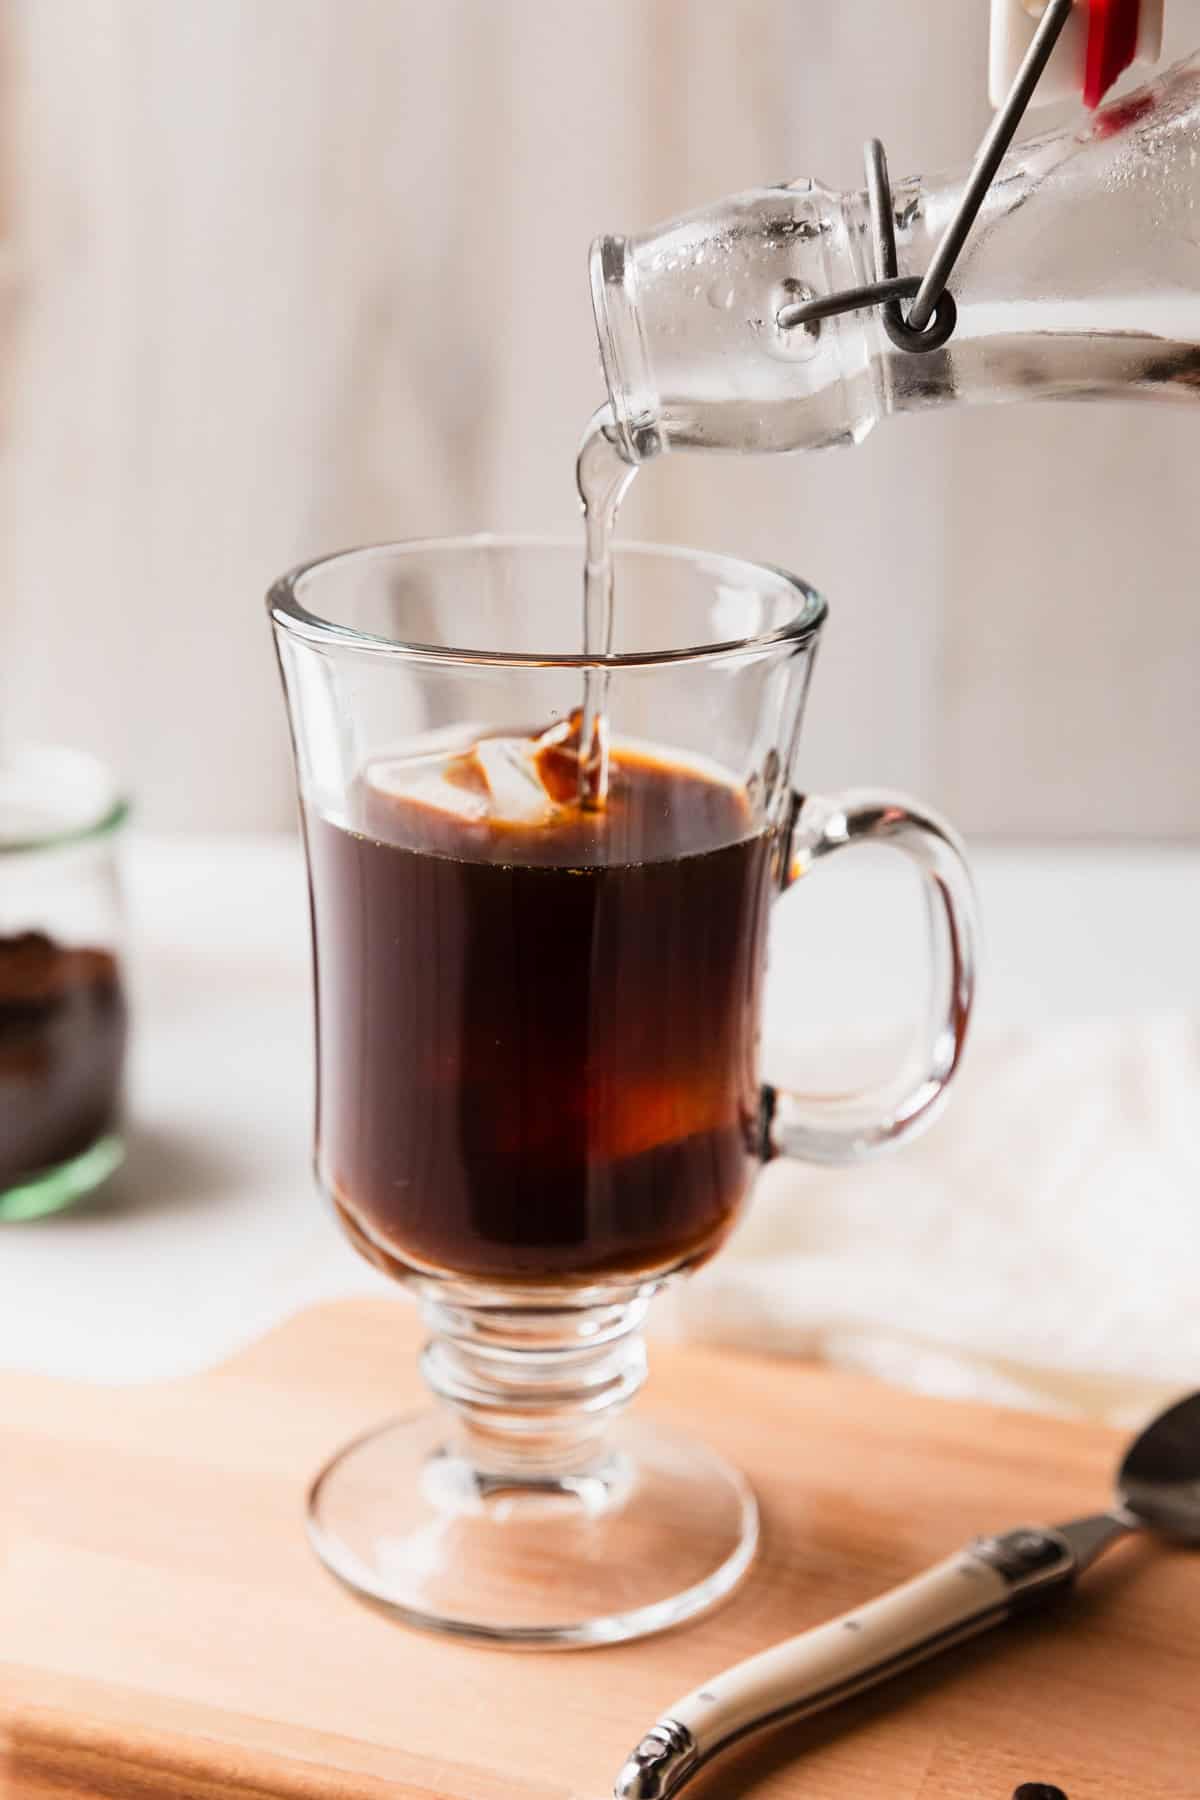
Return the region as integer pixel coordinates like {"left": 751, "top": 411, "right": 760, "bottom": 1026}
{"left": 0, "top": 1666, "right": 562, "bottom": 1800}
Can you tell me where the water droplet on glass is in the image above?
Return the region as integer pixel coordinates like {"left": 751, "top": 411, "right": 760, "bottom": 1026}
{"left": 707, "top": 279, "right": 737, "bottom": 310}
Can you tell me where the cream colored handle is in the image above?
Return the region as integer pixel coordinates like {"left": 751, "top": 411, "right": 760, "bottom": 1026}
{"left": 613, "top": 1530, "right": 1081, "bottom": 1797}
{"left": 669, "top": 1555, "right": 1008, "bottom": 1755}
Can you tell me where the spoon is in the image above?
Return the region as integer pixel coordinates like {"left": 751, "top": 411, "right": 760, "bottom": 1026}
{"left": 614, "top": 1390, "right": 1200, "bottom": 1798}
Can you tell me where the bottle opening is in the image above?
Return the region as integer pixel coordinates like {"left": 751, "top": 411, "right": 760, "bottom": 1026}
{"left": 588, "top": 235, "right": 663, "bottom": 464}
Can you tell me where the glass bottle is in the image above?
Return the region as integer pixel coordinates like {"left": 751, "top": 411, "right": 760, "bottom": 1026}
{"left": 590, "top": 53, "right": 1200, "bottom": 463}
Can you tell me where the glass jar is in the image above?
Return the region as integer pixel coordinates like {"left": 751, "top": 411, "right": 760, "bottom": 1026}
{"left": 0, "top": 746, "right": 130, "bottom": 1220}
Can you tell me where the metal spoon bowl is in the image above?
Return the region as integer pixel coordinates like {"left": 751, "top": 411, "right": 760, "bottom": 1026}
{"left": 1117, "top": 1391, "right": 1200, "bottom": 1542}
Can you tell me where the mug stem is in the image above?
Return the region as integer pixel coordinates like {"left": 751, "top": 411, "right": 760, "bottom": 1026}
{"left": 420, "top": 1290, "right": 651, "bottom": 1480}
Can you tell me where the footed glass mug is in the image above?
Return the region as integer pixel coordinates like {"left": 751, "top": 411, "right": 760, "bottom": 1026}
{"left": 270, "top": 536, "right": 976, "bottom": 1648}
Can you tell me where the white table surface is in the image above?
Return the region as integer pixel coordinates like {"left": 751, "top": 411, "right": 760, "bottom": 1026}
{"left": 4, "top": 834, "right": 1197, "bottom": 1384}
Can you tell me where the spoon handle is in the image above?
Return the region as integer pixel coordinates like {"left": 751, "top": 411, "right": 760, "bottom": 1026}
{"left": 613, "top": 1527, "right": 1077, "bottom": 1799}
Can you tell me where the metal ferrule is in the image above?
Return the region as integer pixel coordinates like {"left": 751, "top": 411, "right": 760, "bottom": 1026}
{"left": 612, "top": 1719, "right": 700, "bottom": 1799}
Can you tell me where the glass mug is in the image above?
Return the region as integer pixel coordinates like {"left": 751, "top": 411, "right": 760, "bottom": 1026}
{"left": 270, "top": 536, "right": 976, "bottom": 1648}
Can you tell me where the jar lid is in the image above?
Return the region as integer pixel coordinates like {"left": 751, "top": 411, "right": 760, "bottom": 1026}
{"left": 0, "top": 745, "right": 129, "bottom": 854}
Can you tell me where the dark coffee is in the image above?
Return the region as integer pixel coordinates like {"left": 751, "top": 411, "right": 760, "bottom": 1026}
{"left": 305, "top": 736, "right": 775, "bottom": 1284}
{"left": 0, "top": 931, "right": 126, "bottom": 1186}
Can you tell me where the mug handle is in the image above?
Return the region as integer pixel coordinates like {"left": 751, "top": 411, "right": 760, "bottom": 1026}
{"left": 763, "top": 789, "right": 977, "bottom": 1166}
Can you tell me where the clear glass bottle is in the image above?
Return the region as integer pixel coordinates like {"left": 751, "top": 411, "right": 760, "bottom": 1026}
{"left": 591, "top": 53, "right": 1200, "bottom": 462}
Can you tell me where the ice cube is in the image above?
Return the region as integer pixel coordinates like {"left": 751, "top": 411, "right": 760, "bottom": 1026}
{"left": 472, "top": 735, "right": 561, "bottom": 827}
{"left": 385, "top": 771, "right": 490, "bottom": 822}
{"left": 366, "top": 730, "right": 569, "bottom": 831}
{"left": 532, "top": 710, "right": 595, "bottom": 807}
{"left": 366, "top": 750, "right": 490, "bottom": 824}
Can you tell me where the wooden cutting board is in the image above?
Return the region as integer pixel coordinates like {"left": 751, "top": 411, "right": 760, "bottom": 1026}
{"left": 2, "top": 1299, "right": 1197, "bottom": 1799}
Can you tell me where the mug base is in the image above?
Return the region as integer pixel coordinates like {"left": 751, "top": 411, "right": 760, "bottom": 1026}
{"left": 306, "top": 1409, "right": 758, "bottom": 1648}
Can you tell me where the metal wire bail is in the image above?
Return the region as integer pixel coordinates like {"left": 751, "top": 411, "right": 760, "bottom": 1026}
{"left": 776, "top": 0, "right": 1074, "bottom": 354}
{"left": 864, "top": 139, "right": 958, "bottom": 354}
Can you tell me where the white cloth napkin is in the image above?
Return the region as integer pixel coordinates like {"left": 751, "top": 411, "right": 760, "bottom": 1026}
{"left": 660, "top": 1015, "right": 1200, "bottom": 1424}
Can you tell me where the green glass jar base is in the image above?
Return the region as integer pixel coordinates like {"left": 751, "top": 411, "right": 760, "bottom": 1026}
{"left": 0, "top": 1133, "right": 125, "bottom": 1221}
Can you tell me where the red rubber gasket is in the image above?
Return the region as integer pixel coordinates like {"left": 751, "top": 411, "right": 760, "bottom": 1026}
{"left": 1084, "top": 0, "right": 1143, "bottom": 107}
